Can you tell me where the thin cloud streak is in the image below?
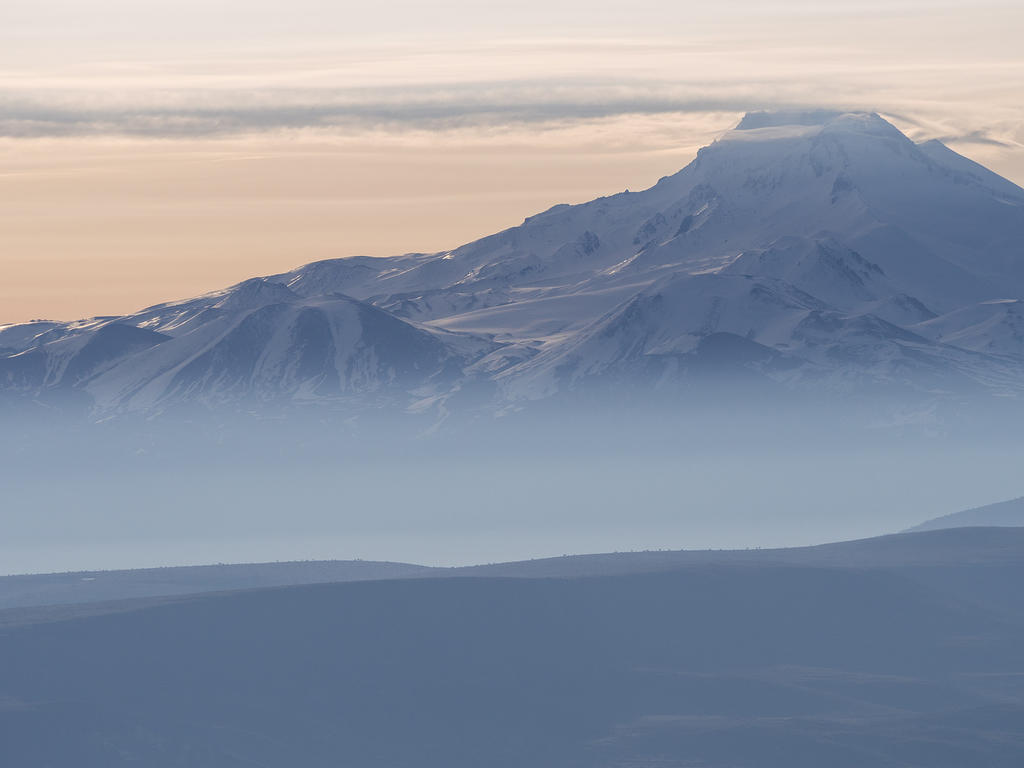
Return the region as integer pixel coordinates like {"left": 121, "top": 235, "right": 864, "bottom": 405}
{"left": 3, "top": 78, "right": 1023, "bottom": 148}
{"left": 0, "top": 90, "right": 795, "bottom": 138}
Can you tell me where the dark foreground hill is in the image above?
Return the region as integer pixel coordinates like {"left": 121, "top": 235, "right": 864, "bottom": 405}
{"left": 3, "top": 528, "right": 1024, "bottom": 767}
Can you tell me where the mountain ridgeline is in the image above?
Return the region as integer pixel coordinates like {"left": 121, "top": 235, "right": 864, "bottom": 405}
{"left": 3, "top": 111, "right": 1024, "bottom": 423}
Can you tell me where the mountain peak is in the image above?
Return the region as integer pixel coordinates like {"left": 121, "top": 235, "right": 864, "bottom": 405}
{"left": 730, "top": 110, "right": 902, "bottom": 141}
{"left": 736, "top": 109, "right": 851, "bottom": 130}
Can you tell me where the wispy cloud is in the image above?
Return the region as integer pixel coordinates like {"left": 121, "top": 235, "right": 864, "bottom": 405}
{"left": 0, "top": 83, "right": 786, "bottom": 138}
{"left": 2, "top": 2, "right": 1022, "bottom": 148}
{"left": 930, "top": 131, "right": 1015, "bottom": 149}
{"left": 2, "top": 29, "right": 1022, "bottom": 147}
{"left": 4, "top": 78, "right": 1022, "bottom": 155}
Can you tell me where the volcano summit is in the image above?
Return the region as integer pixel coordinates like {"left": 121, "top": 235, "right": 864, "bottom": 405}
{"left": 3, "top": 111, "right": 1024, "bottom": 419}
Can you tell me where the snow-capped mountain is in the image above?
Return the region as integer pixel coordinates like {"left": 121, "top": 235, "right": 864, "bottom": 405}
{"left": 0, "top": 285, "right": 487, "bottom": 412}
{"left": 3, "top": 110, "right": 1024, "bottom": 416}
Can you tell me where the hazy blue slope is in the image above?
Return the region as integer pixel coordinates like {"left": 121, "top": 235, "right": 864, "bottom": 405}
{"left": 906, "top": 496, "right": 1024, "bottom": 532}
{"left": 7, "top": 527, "right": 1024, "bottom": 610}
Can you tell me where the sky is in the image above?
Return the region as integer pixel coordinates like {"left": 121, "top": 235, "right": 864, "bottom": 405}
{"left": 2, "top": 0, "right": 1023, "bottom": 323}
